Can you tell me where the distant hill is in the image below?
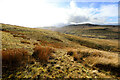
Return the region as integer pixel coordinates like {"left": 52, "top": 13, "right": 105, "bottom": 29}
{"left": 65, "top": 23, "right": 118, "bottom": 28}
{"left": 54, "top": 23, "right": 119, "bottom": 40}
{"left": 66, "top": 23, "right": 99, "bottom": 27}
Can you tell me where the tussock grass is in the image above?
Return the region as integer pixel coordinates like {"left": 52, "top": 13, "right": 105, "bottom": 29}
{"left": 32, "top": 46, "right": 54, "bottom": 62}
{"left": 2, "top": 48, "right": 29, "bottom": 69}
{"left": 2, "top": 23, "right": 119, "bottom": 78}
{"left": 38, "top": 40, "right": 65, "bottom": 48}
{"left": 21, "top": 40, "right": 31, "bottom": 44}
{"left": 67, "top": 48, "right": 119, "bottom": 76}
{"left": 87, "top": 56, "right": 120, "bottom": 76}
{"left": 33, "top": 43, "right": 39, "bottom": 45}
{"left": 2, "top": 30, "right": 24, "bottom": 35}
{"left": 67, "top": 51, "right": 74, "bottom": 56}
{"left": 13, "top": 35, "right": 28, "bottom": 39}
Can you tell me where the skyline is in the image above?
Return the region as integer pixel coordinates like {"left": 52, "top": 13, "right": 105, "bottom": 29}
{"left": 0, "top": 0, "right": 119, "bottom": 27}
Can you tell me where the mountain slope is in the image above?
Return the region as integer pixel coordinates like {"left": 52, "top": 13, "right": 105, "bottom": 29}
{"left": 54, "top": 24, "right": 119, "bottom": 40}
{"left": 1, "top": 23, "right": 120, "bottom": 78}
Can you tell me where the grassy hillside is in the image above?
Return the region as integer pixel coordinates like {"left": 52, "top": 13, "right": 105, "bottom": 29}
{"left": 55, "top": 25, "right": 119, "bottom": 40}
{"left": 1, "top": 23, "right": 120, "bottom": 79}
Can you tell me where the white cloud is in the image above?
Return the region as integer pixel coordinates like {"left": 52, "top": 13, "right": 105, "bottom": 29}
{"left": 98, "top": 4, "right": 118, "bottom": 17}
{"left": 0, "top": 0, "right": 118, "bottom": 27}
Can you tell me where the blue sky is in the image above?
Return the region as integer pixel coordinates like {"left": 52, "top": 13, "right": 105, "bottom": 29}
{"left": 57, "top": 2, "right": 118, "bottom": 8}
{"left": 57, "top": 2, "right": 118, "bottom": 25}
{"left": 0, "top": 0, "right": 118, "bottom": 27}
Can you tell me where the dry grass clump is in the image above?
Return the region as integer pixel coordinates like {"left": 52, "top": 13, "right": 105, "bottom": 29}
{"left": 67, "top": 50, "right": 81, "bottom": 61}
{"left": 67, "top": 51, "right": 74, "bottom": 56}
{"left": 33, "top": 43, "right": 39, "bottom": 45}
{"left": 13, "top": 35, "right": 28, "bottom": 39}
{"left": 2, "top": 30, "right": 28, "bottom": 39}
{"left": 2, "top": 30, "right": 24, "bottom": 35}
{"left": 32, "top": 46, "right": 54, "bottom": 62}
{"left": 50, "top": 37, "right": 63, "bottom": 42}
{"left": 21, "top": 40, "right": 31, "bottom": 44}
{"left": 47, "top": 42, "right": 65, "bottom": 48}
{"left": 37, "top": 40, "right": 65, "bottom": 48}
{"left": 2, "top": 48, "right": 29, "bottom": 69}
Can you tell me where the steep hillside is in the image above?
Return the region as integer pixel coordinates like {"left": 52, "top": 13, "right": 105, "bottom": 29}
{"left": 1, "top": 23, "right": 120, "bottom": 79}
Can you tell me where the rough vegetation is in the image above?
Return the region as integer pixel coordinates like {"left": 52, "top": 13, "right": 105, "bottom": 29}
{"left": 32, "top": 46, "right": 54, "bottom": 62}
{"left": 2, "top": 48, "right": 29, "bottom": 72}
{"left": 1, "top": 23, "right": 120, "bottom": 79}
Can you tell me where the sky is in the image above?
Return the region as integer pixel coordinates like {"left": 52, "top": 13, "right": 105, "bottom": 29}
{"left": 0, "top": 0, "right": 119, "bottom": 27}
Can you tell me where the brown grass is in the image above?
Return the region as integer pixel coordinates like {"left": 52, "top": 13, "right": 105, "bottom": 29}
{"left": 37, "top": 40, "right": 65, "bottom": 48}
{"left": 87, "top": 56, "right": 120, "bottom": 76}
{"left": 32, "top": 46, "right": 54, "bottom": 62}
{"left": 66, "top": 50, "right": 81, "bottom": 61}
{"left": 13, "top": 35, "right": 27, "bottom": 39}
{"left": 33, "top": 43, "right": 39, "bottom": 45}
{"left": 67, "top": 51, "right": 74, "bottom": 56}
{"left": 2, "top": 48, "right": 29, "bottom": 69}
{"left": 2, "top": 30, "right": 24, "bottom": 35}
{"left": 50, "top": 37, "right": 63, "bottom": 42}
{"left": 67, "top": 48, "right": 119, "bottom": 76}
{"left": 21, "top": 40, "right": 30, "bottom": 44}
{"left": 47, "top": 42, "right": 65, "bottom": 48}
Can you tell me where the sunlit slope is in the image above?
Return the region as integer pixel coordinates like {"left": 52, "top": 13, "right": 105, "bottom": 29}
{"left": 1, "top": 23, "right": 120, "bottom": 78}
{"left": 1, "top": 23, "right": 119, "bottom": 52}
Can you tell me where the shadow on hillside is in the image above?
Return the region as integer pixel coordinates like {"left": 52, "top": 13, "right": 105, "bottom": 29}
{"left": 94, "top": 63, "right": 120, "bottom": 77}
